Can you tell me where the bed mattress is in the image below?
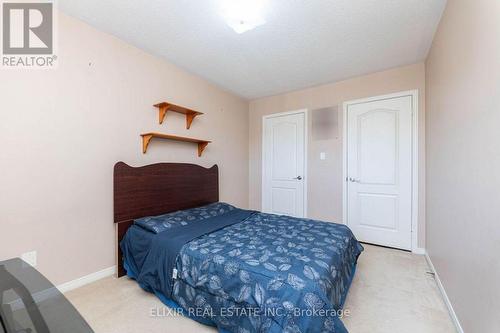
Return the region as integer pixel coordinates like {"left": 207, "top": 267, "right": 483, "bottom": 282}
{"left": 121, "top": 203, "right": 363, "bottom": 333}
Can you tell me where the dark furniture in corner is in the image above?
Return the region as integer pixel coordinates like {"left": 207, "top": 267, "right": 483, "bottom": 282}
{"left": 0, "top": 259, "right": 93, "bottom": 333}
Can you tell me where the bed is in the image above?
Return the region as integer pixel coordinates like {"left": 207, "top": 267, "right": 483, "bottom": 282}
{"left": 114, "top": 162, "right": 363, "bottom": 333}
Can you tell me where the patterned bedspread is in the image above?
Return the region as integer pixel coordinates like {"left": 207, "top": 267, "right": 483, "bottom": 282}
{"left": 122, "top": 204, "right": 363, "bottom": 333}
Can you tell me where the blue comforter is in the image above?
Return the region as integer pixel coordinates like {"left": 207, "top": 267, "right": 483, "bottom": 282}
{"left": 121, "top": 203, "right": 363, "bottom": 333}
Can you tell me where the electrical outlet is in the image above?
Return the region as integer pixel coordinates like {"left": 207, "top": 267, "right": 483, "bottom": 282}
{"left": 21, "top": 251, "right": 37, "bottom": 267}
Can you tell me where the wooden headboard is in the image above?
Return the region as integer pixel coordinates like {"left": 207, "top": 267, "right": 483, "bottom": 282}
{"left": 113, "top": 162, "right": 219, "bottom": 277}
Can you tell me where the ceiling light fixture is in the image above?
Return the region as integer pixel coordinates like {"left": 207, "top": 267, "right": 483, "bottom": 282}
{"left": 220, "top": 0, "right": 267, "bottom": 34}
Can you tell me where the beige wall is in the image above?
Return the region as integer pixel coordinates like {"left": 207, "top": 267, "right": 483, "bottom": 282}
{"left": 249, "top": 63, "right": 426, "bottom": 248}
{"left": 0, "top": 12, "right": 249, "bottom": 285}
{"left": 425, "top": 1, "right": 500, "bottom": 331}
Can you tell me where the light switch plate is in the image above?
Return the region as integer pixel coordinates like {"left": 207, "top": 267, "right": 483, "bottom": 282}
{"left": 21, "top": 251, "right": 37, "bottom": 267}
{"left": 320, "top": 152, "right": 326, "bottom": 160}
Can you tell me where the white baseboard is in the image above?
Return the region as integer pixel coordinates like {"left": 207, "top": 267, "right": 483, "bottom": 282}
{"left": 424, "top": 253, "right": 464, "bottom": 333}
{"left": 8, "top": 265, "right": 116, "bottom": 311}
{"left": 412, "top": 247, "right": 426, "bottom": 255}
{"left": 58, "top": 265, "right": 116, "bottom": 294}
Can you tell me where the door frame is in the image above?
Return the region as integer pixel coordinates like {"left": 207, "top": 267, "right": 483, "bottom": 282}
{"left": 342, "top": 90, "right": 420, "bottom": 253}
{"left": 262, "top": 109, "right": 309, "bottom": 218}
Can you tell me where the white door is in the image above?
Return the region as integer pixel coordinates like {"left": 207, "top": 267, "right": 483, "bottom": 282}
{"left": 263, "top": 111, "right": 306, "bottom": 218}
{"left": 346, "top": 95, "right": 413, "bottom": 250}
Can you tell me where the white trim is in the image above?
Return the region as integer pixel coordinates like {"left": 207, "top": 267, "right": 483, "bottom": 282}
{"left": 425, "top": 253, "right": 464, "bottom": 333}
{"left": 410, "top": 90, "right": 420, "bottom": 253}
{"left": 57, "top": 265, "right": 116, "bottom": 293}
{"left": 262, "top": 109, "right": 308, "bottom": 218}
{"left": 342, "top": 90, "right": 420, "bottom": 251}
{"left": 262, "top": 109, "right": 307, "bottom": 119}
{"left": 8, "top": 265, "right": 116, "bottom": 311}
{"left": 412, "top": 247, "right": 426, "bottom": 255}
{"left": 342, "top": 103, "right": 348, "bottom": 224}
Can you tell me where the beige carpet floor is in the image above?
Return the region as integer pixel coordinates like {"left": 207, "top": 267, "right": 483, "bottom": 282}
{"left": 65, "top": 244, "right": 456, "bottom": 333}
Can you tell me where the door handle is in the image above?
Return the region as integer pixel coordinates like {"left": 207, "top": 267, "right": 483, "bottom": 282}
{"left": 349, "top": 177, "right": 360, "bottom": 183}
{"left": 294, "top": 176, "right": 303, "bottom": 180}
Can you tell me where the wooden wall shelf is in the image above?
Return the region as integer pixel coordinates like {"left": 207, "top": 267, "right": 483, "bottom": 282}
{"left": 141, "top": 132, "right": 210, "bottom": 156}
{"left": 153, "top": 102, "right": 203, "bottom": 129}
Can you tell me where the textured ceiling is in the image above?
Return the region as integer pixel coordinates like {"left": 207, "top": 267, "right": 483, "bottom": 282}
{"left": 58, "top": 0, "right": 446, "bottom": 99}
